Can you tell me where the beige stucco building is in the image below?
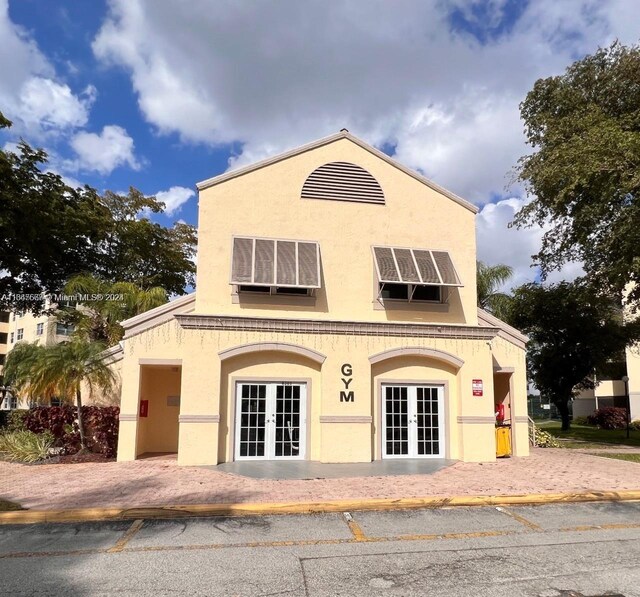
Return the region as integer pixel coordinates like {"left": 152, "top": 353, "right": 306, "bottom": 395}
{"left": 116, "top": 131, "right": 529, "bottom": 465}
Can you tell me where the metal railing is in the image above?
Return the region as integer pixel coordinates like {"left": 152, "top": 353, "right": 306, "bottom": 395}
{"left": 528, "top": 416, "right": 537, "bottom": 447}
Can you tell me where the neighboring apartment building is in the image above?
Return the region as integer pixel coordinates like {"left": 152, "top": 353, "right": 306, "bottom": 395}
{"left": 115, "top": 130, "right": 529, "bottom": 466}
{"left": 0, "top": 305, "right": 76, "bottom": 410}
{"left": 0, "top": 310, "right": 10, "bottom": 408}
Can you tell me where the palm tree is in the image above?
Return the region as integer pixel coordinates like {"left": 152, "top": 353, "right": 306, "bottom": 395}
{"left": 477, "top": 261, "right": 514, "bottom": 322}
{"left": 3, "top": 342, "right": 46, "bottom": 405}
{"left": 62, "top": 274, "right": 168, "bottom": 345}
{"left": 4, "top": 340, "right": 115, "bottom": 451}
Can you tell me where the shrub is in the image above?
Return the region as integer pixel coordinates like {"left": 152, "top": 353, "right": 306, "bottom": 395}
{"left": 630, "top": 420, "right": 640, "bottom": 431}
{"left": 587, "top": 407, "right": 628, "bottom": 429}
{"left": 0, "top": 430, "right": 55, "bottom": 463}
{"left": 22, "top": 405, "right": 119, "bottom": 457}
{"left": 83, "top": 406, "right": 120, "bottom": 458}
{"left": 6, "top": 410, "right": 28, "bottom": 432}
{"left": 533, "top": 428, "right": 561, "bottom": 448}
{"left": 571, "top": 416, "right": 591, "bottom": 426}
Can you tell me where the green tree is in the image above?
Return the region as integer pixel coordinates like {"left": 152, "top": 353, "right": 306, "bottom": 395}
{"left": 509, "top": 281, "right": 630, "bottom": 430}
{"left": 61, "top": 274, "right": 168, "bottom": 345}
{"left": 4, "top": 340, "right": 115, "bottom": 450}
{"left": 94, "top": 189, "right": 197, "bottom": 294}
{"left": 514, "top": 42, "right": 640, "bottom": 309}
{"left": 2, "top": 343, "right": 46, "bottom": 404}
{"left": 0, "top": 114, "right": 107, "bottom": 313}
{"left": 0, "top": 113, "right": 197, "bottom": 312}
{"left": 476, "top": 261, "right": 514, "bottom": 321}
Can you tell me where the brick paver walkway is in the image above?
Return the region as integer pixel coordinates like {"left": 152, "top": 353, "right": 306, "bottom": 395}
{"left": 1, "top": 448, "right": 639, "bottom": 511}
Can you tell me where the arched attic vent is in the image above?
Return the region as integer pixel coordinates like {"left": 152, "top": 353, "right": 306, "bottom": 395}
{"left": 301, "top": 161, "right": 385, "bottom": 205}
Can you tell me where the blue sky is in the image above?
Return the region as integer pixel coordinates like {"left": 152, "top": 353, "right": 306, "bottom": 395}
{"left": 1, "top": 0, "right": 638, "bottom": 286}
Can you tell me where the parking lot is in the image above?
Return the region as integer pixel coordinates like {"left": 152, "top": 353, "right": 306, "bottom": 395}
{"left": 1, "top": 501, "right": 640, "bottom": 595}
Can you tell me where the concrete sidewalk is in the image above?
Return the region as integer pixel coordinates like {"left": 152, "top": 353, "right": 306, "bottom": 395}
{"left": 1, "top": 448, "right": 639, "bottom": 511}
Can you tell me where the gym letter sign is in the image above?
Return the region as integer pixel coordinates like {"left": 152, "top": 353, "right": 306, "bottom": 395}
{"left": 340, "top": 363, "right": 354, "bottom": 402}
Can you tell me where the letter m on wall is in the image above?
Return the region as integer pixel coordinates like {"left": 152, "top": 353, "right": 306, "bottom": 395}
{"left": 340, "top": 391, "right": 354, "bottom": 402}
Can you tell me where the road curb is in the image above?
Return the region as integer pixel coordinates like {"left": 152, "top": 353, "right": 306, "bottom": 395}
{"left": 2, "top": 490, "right": 640, "bottom": 525}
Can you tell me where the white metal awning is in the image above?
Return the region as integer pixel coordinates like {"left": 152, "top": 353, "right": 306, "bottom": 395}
{"left": 372, "top": 246, "right": 462, "bottom": 287}
{"left": 230, "top": 236, "right": 321, "bottom": 288}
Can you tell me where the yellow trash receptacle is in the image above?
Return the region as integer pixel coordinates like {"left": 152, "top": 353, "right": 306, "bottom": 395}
{"left": 495, "top": 426, "right": 512, "bottom": 458}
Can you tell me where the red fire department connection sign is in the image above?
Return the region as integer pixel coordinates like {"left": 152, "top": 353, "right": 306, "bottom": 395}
{"left": 472, "top": 379, "right": 483, "bottom": 397}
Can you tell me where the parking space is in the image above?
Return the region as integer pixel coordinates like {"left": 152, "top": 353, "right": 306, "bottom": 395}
{"left": 128, "top": 513, "right": 353, "bottom": 548}
{"left": 2, "top": 502, "right": 640, "bottom": 595}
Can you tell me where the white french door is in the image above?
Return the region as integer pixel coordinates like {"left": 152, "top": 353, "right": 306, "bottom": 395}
{"left": 235, "top": 382, "right": 306, "bottom": 460}
{"left": 382, "top": 384, "right": 445, "bottom": 458}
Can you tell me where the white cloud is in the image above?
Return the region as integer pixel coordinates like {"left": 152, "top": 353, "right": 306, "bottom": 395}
{"left": 18, "top": 78, "right": 94, "bottom": 131}
{"left": 476, "top": 198, "right": 583, "bottom": 289}
{"left": 0, "top": 1, "right": 94, "bottom": 137}
{"left": 92, "top": 0, "right": 639, "bottom": 204}
{"left": 156, "top": 186, "right": 195, "bottom": 215}
{"left": 70, "top": 125, "right": 140, "bottom": 174}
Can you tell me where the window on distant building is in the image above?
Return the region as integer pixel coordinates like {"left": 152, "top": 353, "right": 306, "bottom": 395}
{"left": 16, "top": 329, "right": 23, "bottom": 341}
{"left": 0, "top": 332, "right": 7, "bottom": 345}
{"left": 50, "top": 397, "right": 62, "bottom": 407}
{"left": 10, "top": 395, "right": 17, "bottom": 410}
{"left": 9, "top": 332, "right": 14, "bottom": 344}
{"left": 36, "top": 323, "right": 44, "bottom": 336}
{"left": 0, "top": 311, "right": 9, "bottom": 323}
{"left": 55, "top": 322, "right": 74, "bottom": 336}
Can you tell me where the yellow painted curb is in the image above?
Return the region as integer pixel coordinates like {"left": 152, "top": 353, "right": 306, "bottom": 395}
{"left": 2, "top": 490, "right": 640, "bottom": 525}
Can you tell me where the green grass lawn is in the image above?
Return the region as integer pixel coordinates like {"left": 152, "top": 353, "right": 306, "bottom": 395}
{"left": 588, "top": 453, "right": 640, "bottom": 463}
{"left": 0, "top": 499, "right": 23, "bottom": 511}
{"left": 536, "top": 420, "right": 640, "bottom": 447}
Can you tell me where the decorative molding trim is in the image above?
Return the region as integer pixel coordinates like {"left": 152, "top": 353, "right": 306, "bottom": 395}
{"left": 478, "top": 307, "right": 528, "bottom": 349}
{"left": 179, "top": 415, "right": 220, "bottom": 423}
{"left": 319, "top": 415, "right": 372, "bottom": 424}
{"left": 177, "top": 314, "right": 498, "bottom": 341}
{"left": 369, "top": 347, "right": 464, "bottom": 369}
{"left": 123, "top": 293, "right": 196, "bottom": 340}
{"left": 457, "top": 416, "right": 496, "bottom": 424}
{"left": 219, "top": 342, "right": 327, "bottom": 364}
{"left": 514, "top": 416, "right": 529, "bottom": 423}
{"left": 493, "top": 366, "right": 516, "bottom": 374}
{"left": 119, "top": 414, "right": 137, "bottom": 422}
{"left": 139, "top": 358, "right": 182, "bottom": 366}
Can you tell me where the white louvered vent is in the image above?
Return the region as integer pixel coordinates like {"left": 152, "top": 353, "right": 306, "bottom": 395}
{"left": 230, "top": 237, "right": 321, "bottom": 288}
{"left": 301, "top": 162, "right": 385, "bottom": 205}
{"left": 373, "top": 246, "right": 462, "bottom": 286}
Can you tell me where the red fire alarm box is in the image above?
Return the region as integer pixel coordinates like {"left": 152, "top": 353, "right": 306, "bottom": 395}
{"left": 139, "top": 399, "right": 149, "bottom": 418}
{"left": 472, "top": 379, "right": 483, "bottom": 396}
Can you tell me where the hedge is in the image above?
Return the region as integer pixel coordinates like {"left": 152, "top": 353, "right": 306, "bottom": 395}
{"left": 21, "top": 405, "right": 120, "bottom": 457}
{"left": 587, "top": 406, "right": 628, "bottom": 430}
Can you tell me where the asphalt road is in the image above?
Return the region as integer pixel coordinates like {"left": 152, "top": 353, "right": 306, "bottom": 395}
{"left": 1, "top": 502, "right": 640, "bottom": 596}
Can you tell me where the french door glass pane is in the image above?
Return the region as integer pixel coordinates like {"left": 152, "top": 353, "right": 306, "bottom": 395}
{"left": 239, "top": 384, "right": 266, "bottom": 457}
{"left": 416, "top": 387, "right": 440, "bottom": 456}
{"left": 275, "top": 384, "right": 301, "bottom": 457}
{"left": 385, "top": 386, "right": 408, "bottom": 455}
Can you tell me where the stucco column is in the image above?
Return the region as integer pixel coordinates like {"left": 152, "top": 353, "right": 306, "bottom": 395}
{"left": 319, "top": 345, "right": 373, "bottom": 463}
{"left": 508, "top": 350, "right": 530, "bottom": 457}
{"left": 116, "top": 359, "right": 141, "bottom": 462}
{"left": 457, "top": 343, "right": 496, "bottom": 462}
{"left": 177, "top": 347, "right": 221, "bottom": 465}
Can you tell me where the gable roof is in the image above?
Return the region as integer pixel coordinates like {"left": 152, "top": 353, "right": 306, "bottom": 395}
{"left": 121, "top": 293, "right": 196, "bottom": 339}
{"left": 196, "top": 130, "right": 479, "bottom": 214}
{"left": 478, "top": 307, "right": 529, "bottom": 349}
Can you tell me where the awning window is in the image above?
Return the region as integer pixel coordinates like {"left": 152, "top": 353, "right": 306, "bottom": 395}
{"left": 231, "top": 237, "right": 321, "bottom": 288}
{"left": 372, "top": 246, "right": 462, "bottom": 287}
